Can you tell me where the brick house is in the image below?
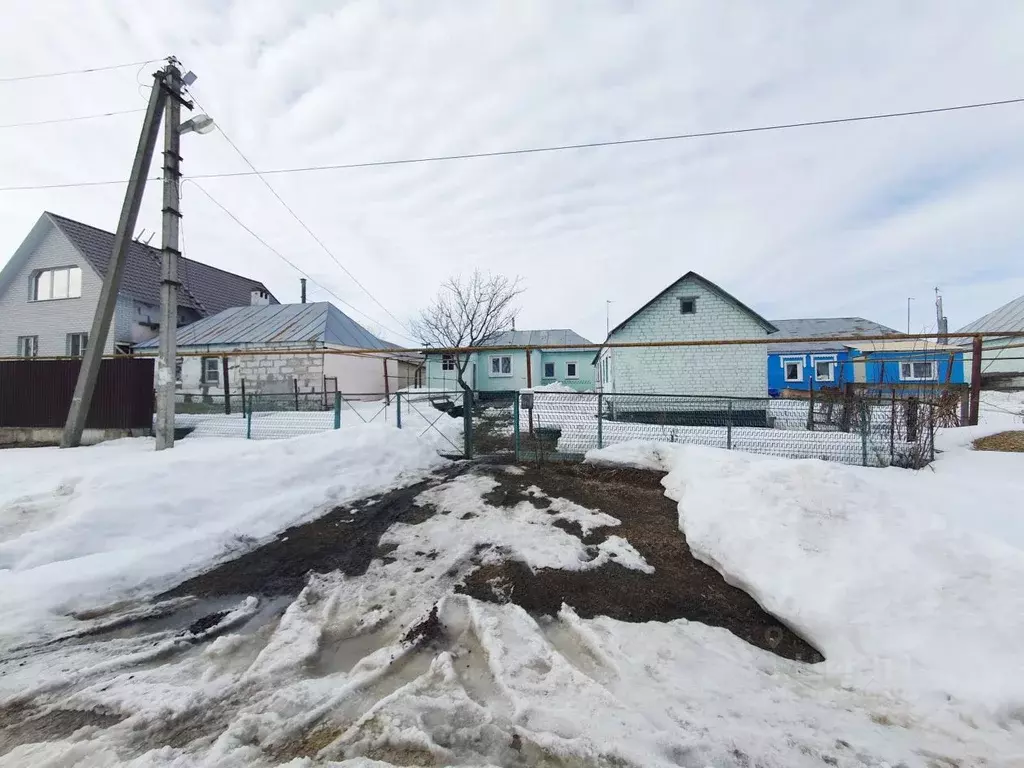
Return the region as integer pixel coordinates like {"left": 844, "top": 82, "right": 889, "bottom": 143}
{"left": 135, "top": 301, "right": 422, "bottom": 399}
{"left": 596, "top": 271, "right": 777, "bottom": 408}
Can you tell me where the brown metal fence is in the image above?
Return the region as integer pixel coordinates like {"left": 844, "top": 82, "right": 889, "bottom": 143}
{"left": 0, "top": 358, "right": 154, "bottom": 430}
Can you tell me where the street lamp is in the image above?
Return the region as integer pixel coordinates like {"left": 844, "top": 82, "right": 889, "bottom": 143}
{"left": 180, "top": 114, "right": 215, "bottom": 135}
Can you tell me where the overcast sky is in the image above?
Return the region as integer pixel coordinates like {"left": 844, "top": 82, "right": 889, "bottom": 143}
{"left": 2, "top": 1, "right": 1023, "bottom": 344}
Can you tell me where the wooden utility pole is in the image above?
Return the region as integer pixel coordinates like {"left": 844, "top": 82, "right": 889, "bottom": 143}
{"left": 155, "top": 62, "right": 184, "bottom": 450}
{"left": 61, "top": 70, "right": 168, "bottom": 448}
{"left": 969, "top": 335, "right": 983, "bottom": 426}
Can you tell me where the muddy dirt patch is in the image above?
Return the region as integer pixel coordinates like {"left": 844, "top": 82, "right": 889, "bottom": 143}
{"left": 162, "top": 466, "right": 467, "bottom": 599}
{"left": 0, "top": 704, "right": 126, "bottom": 756}
{"left": 459, "top": 463, "right": 823, "bottom": 663}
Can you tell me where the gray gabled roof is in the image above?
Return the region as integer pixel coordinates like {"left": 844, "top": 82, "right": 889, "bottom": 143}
{"left": 485, "top": 329, "right": 592, "bottom": 347}
{"left": 956, "top": 294, "right": 1024, "bottom": 340}
{"left": 136, "top": 302, "right": 392, "bottom": 350}
{"left": 46, "top": 212, "right": 276, "bottom": 316}
{"left": 608, "top": 271, "right": 778, "bottom": 340}
{"left": 768, "top": 317, "right": 900, "bottom": 353}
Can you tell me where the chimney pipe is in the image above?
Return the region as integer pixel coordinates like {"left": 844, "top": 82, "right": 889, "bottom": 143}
{"left": 300, "top": 278, "right": 307, "bottom": 304}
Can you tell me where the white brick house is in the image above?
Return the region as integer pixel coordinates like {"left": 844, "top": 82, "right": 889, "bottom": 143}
{"left": 597, "top": 272, "right": 777, "bottom": 399}
{"left": 0, "top": 212, "right": 275, "bottom": 358}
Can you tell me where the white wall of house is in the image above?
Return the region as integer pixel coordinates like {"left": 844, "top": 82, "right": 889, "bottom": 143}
{"left": 176, "top": 347, "right": 326, "bottom": 397}
{"left": 605, "top": 276, "right": 768, "bottom": 397}
{"left": 0, "top": 224, "right": 108, "bottom": 356}
{"left": 964, "top": 338, "right": 1024, "bottom": 382}
{"left": 323, "top": 349, "right": 408, "bottom": 396}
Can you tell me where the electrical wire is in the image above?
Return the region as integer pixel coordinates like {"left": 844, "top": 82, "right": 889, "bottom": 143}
{"left": 0, "top": 108, "right": 145, "bottom": 129}
{"left": 3, "top": 95, "right": 1022, "bottom": 192}
{"left": 186, "top": 91, "right": 415, "bottom": 338}
{"left": 182, "top": 180, "right": 418, "bottom": 345}
{"left": 0, "top": 59, "right": 156, "bottom": 83}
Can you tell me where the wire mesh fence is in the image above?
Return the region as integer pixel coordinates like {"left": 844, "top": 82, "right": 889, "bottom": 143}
{"left": 507, "top": 390, "right": 937, "bottom": 468}
{"left": 173, "top": 388, "right": 467, "bottom": 454}
{"left": 171, "top": 386, "right": 939, "bottom": 468}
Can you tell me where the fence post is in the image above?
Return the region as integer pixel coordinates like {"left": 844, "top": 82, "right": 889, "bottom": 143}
{"left": 889, "top": 390, "right": 896, "bottom": 465}
{"left": 246, "top": 394, "right": 253, "bottom": 440}
{"left": 597, "top": 391, "right": 604, "bottom": 450}
{"left": 293, "top": 379, "right": 299, "bottom": 411}
{"left": 333, "top": 392, "right": 341, "bottom": 429}
{"left": 929, "top": 402, "right": 936, "bottom": 462}
{"left": 727, "top": 399, "right": 733, "bottom": 450}
{"left": 807, "top": 375, "right": 815, "bottom": 431}
{"left": 240, "top": 378, "right": 246, "bottom": 418}
{"left": 513, "top": 393, "right": 521, "bottom": 460}
{"left": 396, "top": 391, "right": 402, "bottom": 429}
{"left": 222, "top": 356, "right": 231, "bottom": 415}
{"left": 463, "top": 388, "right": 473, "bottom": 459}
{"left": 860, "top": 400, "right": 868, "bottom": 467}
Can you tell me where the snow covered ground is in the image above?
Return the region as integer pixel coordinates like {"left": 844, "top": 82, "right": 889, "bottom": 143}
{"left": 0, "top": 426, "right": 448, "bottom": 645}
{"left": 0, "top": 396, "right": 1022, "bottom": 765}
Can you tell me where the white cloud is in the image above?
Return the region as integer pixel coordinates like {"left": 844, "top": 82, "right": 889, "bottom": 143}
{"left": 2, "top": 0, "right": 1023, "bottom": 343}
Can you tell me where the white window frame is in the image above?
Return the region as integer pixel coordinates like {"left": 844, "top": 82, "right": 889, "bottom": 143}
{"left": 679, "top": 296, "right": 698, "bottom": 315}
{"left": 565, "top": 360, "right": 579, "bottom": 379}
{"left": 542, "top": 361, "right": 556, "bottom": 379}
{"left": 17, "top": 335, "right": 38, "bottom": 358}
{"left": 202, "top": 356, "right": 220, "bottom": 385}
{"left": 781, "top": 356, "right": 804, "bottom": 383}
{"left": 66, "top": 332, "right": 88, "bottom": 357}
{"left": 602, "top": 355, "right": 611, "bottom": 385}
{"left": 32, "top": 266, "right": 82, "bottom": 301}
{"left": 810, "top": 354, "right": 837, "bottom": 383}
{"left": 489, "top": 354, "right": 513, "bottom": 378}
{"left": 441, "top": 354, "right": 456, "bottom": 371}
{"left": 899, "top": 360, "right": 938, "bottom": 381}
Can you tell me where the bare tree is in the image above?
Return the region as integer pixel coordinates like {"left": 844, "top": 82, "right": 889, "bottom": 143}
{"left": 415, "top": 271, "right": 523, "bottom": 392}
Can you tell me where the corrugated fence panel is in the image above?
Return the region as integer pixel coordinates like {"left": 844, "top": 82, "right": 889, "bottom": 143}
{"left": 0, "top": 358, "right": 154, "bottom": 430}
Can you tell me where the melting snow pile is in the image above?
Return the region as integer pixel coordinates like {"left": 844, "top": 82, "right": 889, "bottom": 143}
{"left": 2, "top": 405, "right": 1024, "bottom": 766}
{"left": 0, "top": 426, "right": 448, "bottom": 644}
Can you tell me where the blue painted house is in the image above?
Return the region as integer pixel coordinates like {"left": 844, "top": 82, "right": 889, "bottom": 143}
{"left": 768, "top": 317, "right": 897, "bottom": 394}
{"left": 767, "top": 317, "right": 965, "bottom": 395}
{"left": 424, "top": 329, "right": 594, "bottom": 393}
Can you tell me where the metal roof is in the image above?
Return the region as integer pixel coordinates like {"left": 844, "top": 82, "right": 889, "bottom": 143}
{"left": 136, "top": 302, "right": 392, "bottom": 350}
{"left": 485, "top": 329, "right": 592, "bottom": 347}
{"left": 47, "top": 212, "right": 276, "bottom": 316}
{"left": 768, "top": 317, "right": 900, "bottom": 353}
{"left": 956, "top": 294, "right": 1024, "bottom": 339}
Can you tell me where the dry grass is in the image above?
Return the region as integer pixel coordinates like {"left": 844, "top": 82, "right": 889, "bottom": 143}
{"left": 972, "top": 431, "right": 1024, "bottom": 453}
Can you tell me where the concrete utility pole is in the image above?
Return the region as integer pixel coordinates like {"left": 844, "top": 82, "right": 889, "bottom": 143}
{"left": 155, "top": 63, "right": 184, "bottom": 450}
{"left": 906, "top": 297, "right": 914, "bottom": 335}
{"left": 61, "top": 69, "right": 169, "bottom": 448}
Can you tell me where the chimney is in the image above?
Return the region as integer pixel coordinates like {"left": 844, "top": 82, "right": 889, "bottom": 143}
{"left": 250, "top": 289, "right": 270, "bottom": 306}
{"left": 511, "top": 315, "right": 516, "bottom": 331}
{"left": 300, "top": 278, "right": 307, "bottom": 304}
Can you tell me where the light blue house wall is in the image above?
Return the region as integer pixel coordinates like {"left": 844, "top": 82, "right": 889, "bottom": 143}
{"left": 422, "top": 329, "right": 595, "bottom": 394}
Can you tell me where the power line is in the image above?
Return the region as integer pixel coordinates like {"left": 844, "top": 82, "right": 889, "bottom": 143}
{"left": 3, "top": 95, "right": 1021, "bottom": 193}
{"left": 0, "top": 59, "right": 156, "bottom": 83}
{"left": 0, "top": 108, "right": 145, "bottom": 129}
{"left": 187, "top": 91, "right": 415, "bottom": 337}
{"left": 182, "top": 180, "right": 418, "bottom": 345}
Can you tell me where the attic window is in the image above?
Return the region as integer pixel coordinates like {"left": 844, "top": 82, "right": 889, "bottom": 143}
{"left": 32, "top": 266, "right": 82, "bottom": 301}
{"left": 679, "top": 297, "right": 697, "bottom": 315}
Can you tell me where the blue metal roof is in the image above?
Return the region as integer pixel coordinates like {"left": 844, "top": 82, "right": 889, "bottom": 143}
{"left": 136, "top": 302, "right": 392, "bottom": 349}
